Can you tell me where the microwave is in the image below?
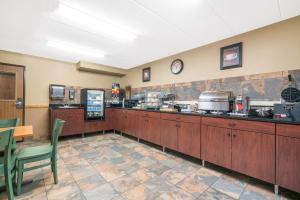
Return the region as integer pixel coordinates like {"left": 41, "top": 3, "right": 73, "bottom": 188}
{"left": 50, "top": 84, "right": 65, "bottom": 100}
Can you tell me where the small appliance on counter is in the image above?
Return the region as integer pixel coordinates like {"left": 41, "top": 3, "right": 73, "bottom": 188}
{"left": 249, "top": 106, "right": 274, "bottom": 118}
{"left": 198, "top": 91, "right": 234, "bottom": 114}
{"left": 273, "top": 74, "right": 300, "bottom": 122}
{"left": 81, "top": 89, "right": 105, "bottom": 120}
{"left": 50, "top": 84, "right": 65, "bottom": 100}
{"left": 123, "top": 100, "right": 139, "bottom": 108}
{"left": 234, "top": 95, "right": 249, "bottom": 114}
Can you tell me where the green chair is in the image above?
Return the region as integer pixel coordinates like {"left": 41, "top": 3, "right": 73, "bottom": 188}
{"left": 16, "top": 119, "right": 65, "bottom": 195}
{"left": 0, "top": 118, "right": 20, "bottom": 152}
{"left": 0, "top": 129, "right": 15, "bottom": 200}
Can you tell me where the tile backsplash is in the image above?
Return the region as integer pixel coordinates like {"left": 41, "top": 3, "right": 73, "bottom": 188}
{"left": 131, "top": 69, "right": 300, "bottom": 102}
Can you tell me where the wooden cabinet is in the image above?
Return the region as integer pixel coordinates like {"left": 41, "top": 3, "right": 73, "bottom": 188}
{"left": 137, "top": 112, "right": 161, "bottom": 145}
{"left": 201, "top": 125, "right": 232, "bottom": 168}
{"left": 231, "top": 130, "right": 275, "bottom": 183}
{"left": 124, "top": 110, "right": 137, "bottom": 136}
{"left": 161, "top": 114, "right": 201, "bottom": 158}
{"left": 137, "top": 116, "right": 147, "bottom": 140}
{"left": 161, "top": 119, "right": 178, "bottom": 150}
{"left": 105, "top": 108, "right": 113, "bottom": 130}
{"left": 146, "top": 117, "right": 161, "bottom": 145}
{"left": 276, "top": 124, "right": 300, "bottom": 193}
{"left": 50, "top": 108, "right": 84, "bottom": 137}
{"left": 112, "top": 109, "right": 125, "bottom": 132}
{"left": 84, "top": 120, "right": 106, "bottom": 133}
{"left": 201, "top": 117, "right": 275, "bottom": 183}
{"left": 177, "top": 120, "right": 201, "bottom": 158}
{"left": 84, "top": 108, "right": 114, "bottom": 133}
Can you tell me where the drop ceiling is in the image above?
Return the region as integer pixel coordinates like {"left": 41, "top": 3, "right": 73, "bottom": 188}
{"left": 0, "top": 0, "right": 299, "bottom": 69}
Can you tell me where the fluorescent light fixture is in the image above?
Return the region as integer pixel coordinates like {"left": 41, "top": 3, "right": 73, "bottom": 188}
{"left": 47, "top": 39, "right": 105, "bottom": 58}
{"left": 53, "top": 2, "right": 137, "bottom": 41}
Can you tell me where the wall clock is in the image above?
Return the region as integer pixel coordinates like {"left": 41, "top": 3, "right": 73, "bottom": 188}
{"left": 170, "top": 59, "right": 184, "bottom": 75}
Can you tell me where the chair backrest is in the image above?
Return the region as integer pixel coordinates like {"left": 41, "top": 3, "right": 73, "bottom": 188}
{"left": 51, "top": 119, "right": 65, "bottom": 156}
{"left": 0, "top": 129, "right": 13, "bottom": 164}
{"left": 0, "top": 118, "right": 19, "bottom": 128}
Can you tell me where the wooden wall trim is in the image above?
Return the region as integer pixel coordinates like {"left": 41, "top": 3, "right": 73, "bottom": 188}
{"left": 25, "top": 105, "right": 49, "bottom": 109}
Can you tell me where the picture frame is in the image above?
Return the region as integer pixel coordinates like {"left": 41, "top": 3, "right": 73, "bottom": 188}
{"left": 220, "top": 42, "right": 242, "bottom": 70}
{"left": 142, "top": 67, "right": 151, "bottom": 82}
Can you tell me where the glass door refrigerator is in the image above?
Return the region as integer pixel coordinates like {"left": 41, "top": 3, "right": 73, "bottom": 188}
{"left": 81, "top": 89, "right": 105, "bottom": 120}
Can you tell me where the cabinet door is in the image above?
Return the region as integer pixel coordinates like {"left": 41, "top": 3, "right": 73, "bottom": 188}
{"left": 124, "top": 111, "right": 137, "bottom": 136}
{"left": 114, "top": 109, "right": 125, "bottom": 132}
{"left": 104, "top": 109, "right": 113, "bottom": 130}
{"left": 147, "top": 117, "right": 161, "bottom": 145}
{"left": 161, "top": 119, "right": 178, "bottom": 150}
{"left": 137, "top": 116, "right": 147, "bottom": 140}
{"left": 201, "top": 125, "right": 231, "bottom": 169}
{"left": 231, "top": 130, "right": 275, "bottom": 183}
{"left": 52, "top": 109, "right": 84, "bottom": 136}
{"left": 276, "top": 136, "right": 300, "bottom": 193}
{"left": 178, "top": 122, "right": 200, "bottom": 158}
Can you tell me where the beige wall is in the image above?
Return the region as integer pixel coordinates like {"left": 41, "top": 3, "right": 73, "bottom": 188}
{"left": 0, "top": 51, "right": 122, "bottom": 138}
{"left": 0, "top": 51, "right": 122, "bottom": 105}
{"left": 122, "top": 16, "right": 300, "bottom": 88}
{"left": 1, "top": 16, "right": 300, "bottom": 138}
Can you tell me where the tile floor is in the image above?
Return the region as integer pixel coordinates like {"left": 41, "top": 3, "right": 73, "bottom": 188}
{"left": 1, "top": 132, "right": 300, "bottom": 200}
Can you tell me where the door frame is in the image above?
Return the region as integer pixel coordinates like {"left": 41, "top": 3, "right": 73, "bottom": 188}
{"left": 0, "top": 62, "right": 26, "bottom": 125}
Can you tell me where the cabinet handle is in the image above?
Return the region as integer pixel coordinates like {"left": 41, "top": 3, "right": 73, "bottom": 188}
{"left": 227, "top": 133, "right": 231, "bottom": 137}
{"left": 233, "top": 134, "right": 236, "bottom": 138}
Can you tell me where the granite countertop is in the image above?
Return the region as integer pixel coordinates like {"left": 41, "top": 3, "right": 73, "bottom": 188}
{"left": 107, "top": 107, "right": 300, "bottom": 125}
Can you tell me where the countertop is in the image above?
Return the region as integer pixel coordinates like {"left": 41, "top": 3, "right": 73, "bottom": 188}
{"left": 107, "top": 107, "right": 300, "bottom": 125}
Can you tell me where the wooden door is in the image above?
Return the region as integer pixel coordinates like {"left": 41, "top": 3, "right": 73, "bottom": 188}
{"left": 51, "top": 108, "right": 84, "bottom": 136}
{"left": 161, "top": 119, "right": 178, "bottom": 150}
{"left": 276, "top": 135, "right": 300, "bottom": 193}
{"left": 137, "top": 116, "right": 147, "bottom": 140}
{"left": 104, "top": 108, "right": 113, "bottom": 130}
{"left": 124, "top": 110, "right": 137, "bottom": 136}
{"left": 0, "top": 63, "right": 25, "bottom": 124}
{"left": 231, "top": 130, "right": 275, "bottom": 183}
{"left": 147, "top": 117, "right": 161, "bottom": 145}
{"left": 113, "top": 109, "right": 125, "bottom": 132}
{"left": 178, "top": 122, "right": 201, "bottom": 158}
{"left": 201, "top": 125, "right": 231, "bottom": 168}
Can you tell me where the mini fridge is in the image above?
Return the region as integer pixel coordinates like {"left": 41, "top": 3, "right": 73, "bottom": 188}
{"left": 81, "top": 89, "right": 105, "bottom": 120}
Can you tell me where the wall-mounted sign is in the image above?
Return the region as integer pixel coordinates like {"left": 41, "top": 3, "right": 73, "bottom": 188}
{"left": 220, "top": 42, "right": 242, "bottom": 70}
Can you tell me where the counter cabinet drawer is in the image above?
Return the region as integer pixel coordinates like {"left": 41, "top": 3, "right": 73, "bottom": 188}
{"left": 276, "top": 124, "right": 300, "bottom": 138}
{"left": 138, "top": 111, "right": 161, "bottom": 118}
{"left": 201, "top": 117, "right": 275, "bottom": 134}
{"left": 160, "top": 113, "right": 200, "bottom": 123}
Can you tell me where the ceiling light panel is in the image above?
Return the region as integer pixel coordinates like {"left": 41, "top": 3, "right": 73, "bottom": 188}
{"left": 52, "top": 1, "right": 137, "bottom": 41}
{"left": 47, "top": 38, "right": 105, "bottom": 59}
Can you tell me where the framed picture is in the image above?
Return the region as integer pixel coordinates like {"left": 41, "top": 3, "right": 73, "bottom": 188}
{"left": 220, "top": 42, "right": 242, "bottom": 70}
{"left": 142, "top": 67, "right": 151, "bottom": 82}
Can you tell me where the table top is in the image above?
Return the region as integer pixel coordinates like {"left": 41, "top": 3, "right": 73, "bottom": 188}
{"left": 0, "top": 125, "right": 33, "bottom": 138}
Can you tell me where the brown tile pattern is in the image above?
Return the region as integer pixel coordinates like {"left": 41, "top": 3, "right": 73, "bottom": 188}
{"left": 0, "top": 133, "right": 299, "bottom": 200}
{"left": 132, "top": 69, "right": 300, "bottom": 101}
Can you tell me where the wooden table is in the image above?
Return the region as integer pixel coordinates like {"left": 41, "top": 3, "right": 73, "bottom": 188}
{"left": 0, "top": 125, "right": 33, "bottom": 138}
